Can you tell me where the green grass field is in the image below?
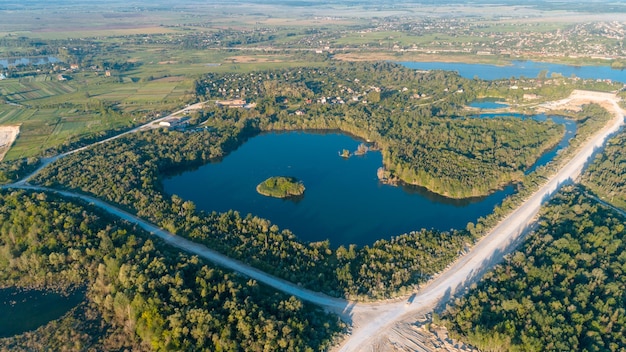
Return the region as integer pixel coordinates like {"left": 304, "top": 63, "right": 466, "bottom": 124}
{"left": 0, "top": 52, "right": 328, "bottom": 160}
{"left": 0, "top": 72, "right": 193, "bottom": 159}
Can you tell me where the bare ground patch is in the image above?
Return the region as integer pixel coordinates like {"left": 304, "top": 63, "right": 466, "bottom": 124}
{"left": 226, "top": 55, "right": 293, "bottom": 63}
{"left": 0, "top": 125, "right": 20, "bottom": 161}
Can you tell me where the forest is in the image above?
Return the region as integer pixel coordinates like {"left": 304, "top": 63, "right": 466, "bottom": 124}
{"left": 29, "top": 62, "right": 619, "bottom": 300}
{"left": 0, "top": 190, "right": 343, "bottom": 351}
{"left": 32, "top": 124, "right": 475, "bottom": 300}
{"left": 195, "top": 62, "right": 567, "bottom": 198}
{"left": 442, "top": 186, "right": 626, "bottom": 351}
{"left": 583, "top": 130, "right": 626, "bottom": 210}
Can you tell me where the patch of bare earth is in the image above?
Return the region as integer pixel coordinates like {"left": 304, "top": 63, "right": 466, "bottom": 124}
{"left": 0, "top": 125, "right": 19, "bottom": 161}
{"left": 382, "top": 320, "right": 476, "bottom": 352}
{"left": 226, "top": 55, "right": 292, "bottom": 63}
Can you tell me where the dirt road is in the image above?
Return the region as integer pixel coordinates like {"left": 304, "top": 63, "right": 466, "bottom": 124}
{"left": 14, "top": 102, "right": 206, "bottom": 186}
{"left": 10, "top": 184, "right": 353, "bottom": 314}
{"left": 334, "top": 91, "right": 625, "bottom": 351}
{"left": 3, "top": 91, "right": 623, "bottom": 351}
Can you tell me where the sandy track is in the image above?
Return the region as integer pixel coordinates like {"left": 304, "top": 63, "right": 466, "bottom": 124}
{"left": 9, "top": 185, "right": 351, "bottom": 315}
{"left": 334, "top": 90, "right": 625, "bottom": 351}
{"left": 0, "top": 125, "right": 19, "bottom": 161}
{"left": 3, "top": 91, "right": 624, "bottom": 351}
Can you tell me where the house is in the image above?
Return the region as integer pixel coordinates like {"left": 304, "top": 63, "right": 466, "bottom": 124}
{"left": 70, "top": 63, "right": 79, "bottom": 70}
{"left": 0, "top": 73, "right": 6, "bottom": 80}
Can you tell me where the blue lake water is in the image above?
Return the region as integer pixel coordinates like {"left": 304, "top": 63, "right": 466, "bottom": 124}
{"left": 400, "top": 60, "right": 626, "bottom": 81}
{"left": 163, "top": 60, "right": 596, "bottom": 247}
{"left": 164, "top": 128, "right": 574, "bottom": 247}
{"left": 0, "top": 287, "right": 84, "bottom": 337}
{"left": 0, "top": 56, "right": 59, "bottom": 68}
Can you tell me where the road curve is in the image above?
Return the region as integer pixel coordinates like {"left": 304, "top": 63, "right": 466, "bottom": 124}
{"left": 14, "top": 102, "right": 207, "bottom": 186}
{"left": 335, "top": 94, "right": 625, "bottom": 352}
{"left": 9, "top": 184, "right": 352, "bottom": 314}
{"left": 2, "top": 99, "right": 357, "bottom": 317}
{"left": 3, "top": 92, "right": 623, "bottom": 351}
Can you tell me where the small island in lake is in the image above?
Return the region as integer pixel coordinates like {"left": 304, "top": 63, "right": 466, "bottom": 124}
{"left": 256, "top": 176, "right": 305, "bottom": 198}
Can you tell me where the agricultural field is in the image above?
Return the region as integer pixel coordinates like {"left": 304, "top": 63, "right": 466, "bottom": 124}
{"left": 0, "top": 72, "right": 196, "bottom": 159}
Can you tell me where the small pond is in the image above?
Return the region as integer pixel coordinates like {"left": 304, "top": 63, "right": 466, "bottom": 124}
{"left": 0, "top": 287, "right": 84, "bottom": 338}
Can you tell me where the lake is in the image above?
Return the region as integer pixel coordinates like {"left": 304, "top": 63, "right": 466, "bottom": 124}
{"left": 0, "top": 287, "right": 84, "bottom": 338}
{"left": 163, "top": 125, "right": 572, "bottom": 247}
{"left": 163, "top": 60, "right": 593, "bottom": 247}
{"left": 400, "top": 60, "right": 626, "bottom": 81}
{"left": 0, "top": 56, "right": 59, "bottom": 68}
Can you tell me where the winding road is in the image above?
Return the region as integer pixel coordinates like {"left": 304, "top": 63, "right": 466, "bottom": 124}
{"left": 2, "top": 90, "right": 624, "bottom": 351}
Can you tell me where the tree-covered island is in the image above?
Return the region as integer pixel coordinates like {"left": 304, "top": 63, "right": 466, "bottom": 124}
{"left": 257, "top": 176, "right": 305, "bottom": 198}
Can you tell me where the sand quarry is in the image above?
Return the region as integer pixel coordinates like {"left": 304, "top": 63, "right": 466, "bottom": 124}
{"left": 0, "top": 126, "right": 19, "bottom": 161}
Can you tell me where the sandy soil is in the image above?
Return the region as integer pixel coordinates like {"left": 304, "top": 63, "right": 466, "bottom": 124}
{"left": 0, "top": 126, "right": 19, "bottom": 162}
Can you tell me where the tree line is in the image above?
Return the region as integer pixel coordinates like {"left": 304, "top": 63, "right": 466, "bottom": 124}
{"left": 0, "top": 189, "right": 343, "bottom": 351}
{"left": 442, "top": 187, "right": 626, "bottom": 351}
{"left": 32, "top": 123, "right": 475, "bottom": 300}
{"left": 583, "top": 129, "right": 626, "bottom": 210}
{"left": 197, "top": 62, "right": 566, "bottom": 198}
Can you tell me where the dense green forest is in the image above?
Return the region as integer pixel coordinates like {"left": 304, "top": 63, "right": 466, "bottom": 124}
{"left": 28, "top": 63, "right": 619, "bottom": 299}
{"left": 0, "top": 190, "right": 343, "bottom": 351}
{"left": 0, "top": 157, "right": 40, "bottom": 184}
{"left": 583, "top": 130, "right": 626, "bottom": 210}
{"left": 443, "top": 187, "right": 626, "bottom": 351}
{"left": 196, "top": 62, "right": 567, "bottom": 198}
{"left": 28, "top": 63, "right": 616, "bottom": 299}
{"left": 32, "top": 125, "right": 474, "bottom": 299}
